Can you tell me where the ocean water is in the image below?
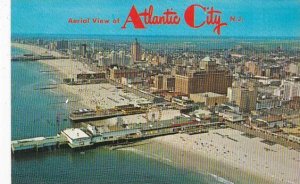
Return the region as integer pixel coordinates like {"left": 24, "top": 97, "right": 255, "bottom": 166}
{"left": 11, "top": 47, "right": 225, "bottom": 184}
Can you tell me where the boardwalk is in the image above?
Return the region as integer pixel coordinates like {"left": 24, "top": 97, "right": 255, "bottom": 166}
{"left": 226, "top": 122, "right": 300, "bottom": 151}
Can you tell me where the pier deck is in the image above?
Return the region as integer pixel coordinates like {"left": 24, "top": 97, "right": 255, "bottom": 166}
{"left": 11, "top": 135, "right": 68, "bottom": 153}
{"left": 69, "top": 106, "right": 147, "bottom": 122}
{"left": 69, "top": 111, "right": 124, "bottom": 122}
{"left": 11, "top": 117, "right": 227, "bottom": 154}
{"left": 11, "top": 55, "right": 69, "bottom": 61}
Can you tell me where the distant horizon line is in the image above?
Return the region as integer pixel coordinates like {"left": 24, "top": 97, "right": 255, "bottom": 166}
{"left": 11, "top": 33, "right": 300, "bottom": 39}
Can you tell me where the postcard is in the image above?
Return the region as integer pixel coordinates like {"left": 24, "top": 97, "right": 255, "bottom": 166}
{"left": 6, "top": 0, "right": 300, "bottom": 184}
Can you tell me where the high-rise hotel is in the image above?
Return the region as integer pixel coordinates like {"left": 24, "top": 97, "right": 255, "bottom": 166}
{"left": 175, "top": 57, "right": 233, "bottom": 95}
{"left": 131, "top": 38, "right": 141, "bottom": 62}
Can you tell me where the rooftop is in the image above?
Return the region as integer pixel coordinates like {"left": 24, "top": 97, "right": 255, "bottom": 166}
{"left": 258, "top": 115, "right": 283, "bottom": 123}
{"left": 63, "top": 128, "right": 90, "bottom": 140}
{"left": 191, "top": 92, "right": 224, "bottom": 98}
{"left": 202, "top": 56, "right": 211, "bottom": 62}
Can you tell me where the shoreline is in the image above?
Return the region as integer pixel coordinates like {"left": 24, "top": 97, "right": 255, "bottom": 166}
{"left": 131, "top": 128, "right": 299, "bottom": 184}
{"left": 126, "top": 141, "right": 266, "bottom": 184}
{"left": 12, "top": 43, "right": 300, "bottom": 184}
{"left": 12, "top": 43, "right": 94, "bottom": 109}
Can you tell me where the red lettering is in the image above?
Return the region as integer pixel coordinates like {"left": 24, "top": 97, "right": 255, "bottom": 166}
{"left": 122, "top": 4, "right": 227, "bottom": 35}
{"left": 122, "top": 5, "right": 180, "bottom": 29}
{"left": 184, "top": 4, "right": 227, "bottom": 35}
{"left": 184, "top": 4, "right": 206, "bottom": 28}
{"left": 122, "top": 6, "right": 145, "bottom": 29}
{"left": 206, "top": 7, "right": 227, "bottom": 35}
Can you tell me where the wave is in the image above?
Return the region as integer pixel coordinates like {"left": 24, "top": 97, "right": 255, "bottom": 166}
{"left": 120, "top": 147, "right": 173, "bottom": 163}
{"left": 122, "top": 147, "right": 236, "bottom": 184}
{"left": 209, "top": 173, "right": 234, "bottom": 184}
{"left": 49, "top": 79, "right": 58, "bottom": 84}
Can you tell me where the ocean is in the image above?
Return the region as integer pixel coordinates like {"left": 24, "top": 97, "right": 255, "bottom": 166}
{"left": 11, "top": 47, "right": 227, "bottom": 184}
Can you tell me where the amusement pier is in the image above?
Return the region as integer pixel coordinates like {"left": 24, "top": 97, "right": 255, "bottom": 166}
{"left": 11, "top": 116, "right": 224, "bottom": 153}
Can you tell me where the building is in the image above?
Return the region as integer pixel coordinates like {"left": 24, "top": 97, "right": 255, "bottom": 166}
{"left": 221, "top": 103, "right": 240, "bottom": 113}
{"left": 96, "top": 52, "right": 104, "bottom": 66}
{"left": 236, "top": 82, "right": 257, "bottom": 113}
{"left": 171, "top": 96, "right": 193, "bottom": 107}
{"left": 49, "top": 42, "right": 56, "bottom": 50}
{"left": 175, "top": 69, "right": 232, "bottom": 95}
{"left": 229, "top": 81, "right": 258, "bottom": 113}
{"left": 154, "top": 74, "right": 164, "bottom": 90}
{"left": 62, "top": 128, "right": 92, "bottom": 148}
{"left": 36, "top": 39, "right": 44, "bottom": 46}
{"left": 163, "top": 75, "right": 175, "bottom": 91}
{"left": 154, "top": 75, "right": 175, "bottom": 91}
{"left": 245, "top": 61, "right": 261, "bottom": 76}
{"left": 175, "top": 57, "right": 232, "bottom": 95}
{"left": 265, "top": 65, "right": 282, "bottom": 78}
{"left": 56, "top": 40, "right": 69, "bottom": 50}
{"left": 96, "top": 51, "right": 130, "bottom": 67}
{"left": 287, "top": 62, "right": 300, "bottom": 76}
{"left": 110, "top": 67, "right": 143, "bottom": 81}
{"left": 227, "top": 87, "right": 236, "bottom": 103}
{"left": 192, "top": 109, "right": 212, "bottom": 119}
{"left": 76, "top": 73, "right": 106, "bottom": 82}
{"left": 80, "top": 44, "right": 87, "bottom": 58}
{"left": 289, "top": 96, "right": 300, "bottom": 110}
{"left": 131, "top": 38, "right": 141, "bottom": 62}
{"left": 282, "top": 78, "right": 300, "bottom": 101}
{"left": 118, "top": 51, "right": 125, "bottom": 66}
{"left": 190, "top": 92, "right": 228, "bottom": 107}
{"left": 98, "top": 56, "right": 110, "bottom": 66}
{"left": 256, "top": 97, "right": 281, "bottom": 110}
{"left": 245, "top": 61, "right": 283, "bottom": 78}
{"left": 199, "top": 56, "right": 217, "bottom": 71}
{"left": 111, "top": 51, "right": 117, "bottom": 65}
{"left": 121, "top": 77, "right": 143, "bottom": 86}
{"left": 255, "top": 115, "right": 284, "bottom": 128}
{"left": 219, "top": 112, "right": 244, "bottom": 123}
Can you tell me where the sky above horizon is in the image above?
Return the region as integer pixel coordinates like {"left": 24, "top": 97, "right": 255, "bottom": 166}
{"left": 12, "top": 0, "right": 300, "bottom": 37}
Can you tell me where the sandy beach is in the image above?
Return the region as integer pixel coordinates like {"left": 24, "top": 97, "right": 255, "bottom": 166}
{"left": 13, "top": 43, "right": 108, "bottom": 109}
{"left": 12, "top": 43, "right": 93, "bottom": 78}
{"left": 133, "top": 128, "right": 300, "bottom": 184}
{"left": 12, "top": 43, "right": 62, "bottom": 57}
{"left": 12, "top": 43, "right": 300, "bottom": 184}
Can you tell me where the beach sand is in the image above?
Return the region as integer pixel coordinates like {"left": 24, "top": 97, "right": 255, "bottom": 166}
{"left": 132, "top": 128, "right": 300, "bottom": 184}
{"left": 13, "top": 43, "right": 300, "bottom": 184}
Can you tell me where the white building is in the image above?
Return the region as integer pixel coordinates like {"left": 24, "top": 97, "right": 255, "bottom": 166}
{"left": 119, "top": 51, "right": 125, "bottom": 66}
{"left": 282, "top": 78, "right": 300, "bottom": 100}
{"left": 111, "top": 50, "right": 117, "bottom": 65}
{"left": 62, "top": 128, "right": 92, "bottom": 148}
{"left": 256, "top": 98, "right": 281, "bottom": 110}
{"left": 288, "top": 63, "right": 300, "bottom": 76}
{"left": 219, "top": 112, "right": 244, "bottom": 123}
{"left": 121, "top": 77, "right": 142, "bottom": 86}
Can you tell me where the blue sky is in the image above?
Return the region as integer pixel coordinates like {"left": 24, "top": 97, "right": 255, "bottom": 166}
{"left": 12, "top": 0, "right": 300, "bottom": 37}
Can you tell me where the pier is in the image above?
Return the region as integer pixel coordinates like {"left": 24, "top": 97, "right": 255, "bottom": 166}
{"left": 34, "top": 85, "right": 58, "bottom": 90}
{"left": 11, "top": 54, "right": 69, "bottom": 61}
{"left": 69, "top": 111, "right": 124, "bottom": 122}
{"left": 69, "top": 105, "right": 147, "bottom": 122}
{"left": 11, "top": 135, "right": 68, "bottom": 153}
{"left": 11, "top": 117, "right": 224, "bottom": 154}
